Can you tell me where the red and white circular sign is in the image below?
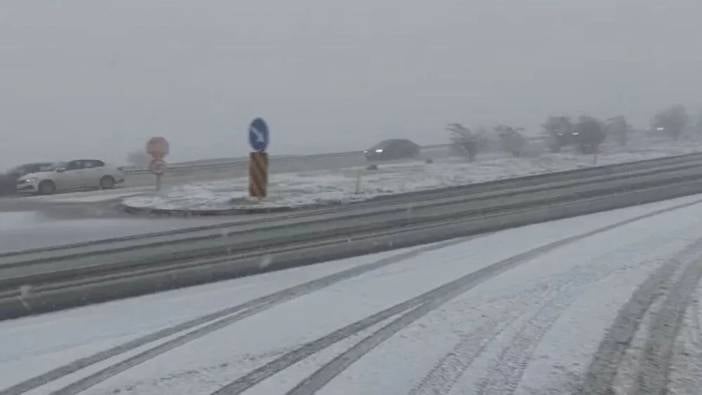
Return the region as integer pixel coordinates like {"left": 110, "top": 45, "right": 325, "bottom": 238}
{"left": 146, "top": 137, "right": 170, "bottom": 159}
{"left": 149, "top": 159, "right": 167, "bottom": 175}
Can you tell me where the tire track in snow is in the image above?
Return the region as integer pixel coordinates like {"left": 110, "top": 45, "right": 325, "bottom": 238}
{"left": 668, "top": 288, "right": 702, "bottom": 395}
{"left": 474, "top": 255, "right": 646, "bottom": 395}
{"left": 634, "top": 254, "right": 702, "bottom": 394}
{"left": 579, "top": 239, "right": 702, "bottom": 395}
{"left": 216, "top": 204, "right": 692, "bottom": 395}
{"left": 0, "top": 238, "right": 469, "bottom": 395}
{"left": 409, "top": 276, "right": 565, "bottom": 395}
{"left": 475, "top": 286, "right": 587, "bottom": 394}
{"left": 410, "top": 239, "right": 636, "bottom": 395}
{"left": 407, "top": 296, "right": 536, "bottom": 395}
{"left": 212, "top": 291, "right": 428, "bottom": 394}
{"left": 688, "top": 295, "right": 702, "bottom": 348}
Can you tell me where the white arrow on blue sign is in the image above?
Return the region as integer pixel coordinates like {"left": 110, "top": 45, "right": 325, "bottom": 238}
{"left": 249, "top": 118, "right": 270, "bottom": 152}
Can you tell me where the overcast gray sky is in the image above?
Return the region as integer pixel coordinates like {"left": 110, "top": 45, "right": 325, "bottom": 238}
{"left": 1, "top": 0, "right": 701, "bottom": 167}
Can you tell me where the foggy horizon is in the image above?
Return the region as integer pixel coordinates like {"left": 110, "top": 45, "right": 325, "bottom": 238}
{"left": 2, "top": 0, "right": 701, "bottom": 168}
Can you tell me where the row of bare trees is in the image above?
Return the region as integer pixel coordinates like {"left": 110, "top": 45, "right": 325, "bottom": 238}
{"left": 448, "top": 105, "right": 702, "bottom": 161}
{"left": 447, "top": 123, "right": 530, "bottom": 161}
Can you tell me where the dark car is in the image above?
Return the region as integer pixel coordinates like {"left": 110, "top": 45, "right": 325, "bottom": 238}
{"left": 0, "top": 162, "right": 53, "bottom": 195}
{"left": 363, "top": 139, "right": 420, "bottom": 161}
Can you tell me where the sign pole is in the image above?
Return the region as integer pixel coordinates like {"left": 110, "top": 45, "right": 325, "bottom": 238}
{"left": 149, "top": 159, "right": 167, "bottom": 191}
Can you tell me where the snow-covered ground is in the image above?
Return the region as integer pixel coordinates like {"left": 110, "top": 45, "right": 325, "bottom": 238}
{"left": 123, "top": 137, "right": 702, "bottom": 211}
{"left": 20, "top": 187, "right": 150, "bottom": 203}
{"left": 4, "top": 194, "right": 702, "bottom": 394}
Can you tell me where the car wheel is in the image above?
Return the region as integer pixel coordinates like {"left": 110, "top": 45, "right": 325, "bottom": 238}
{"left": 100, "top": 176, "right": 115, "bottom": 189}
{"left": 38, "top": 180, "right": 56, "bottom": 195}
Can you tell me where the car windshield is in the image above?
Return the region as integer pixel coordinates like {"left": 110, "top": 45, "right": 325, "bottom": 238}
{"left": 2, "top": 3, "right": 702, "bottom": 395}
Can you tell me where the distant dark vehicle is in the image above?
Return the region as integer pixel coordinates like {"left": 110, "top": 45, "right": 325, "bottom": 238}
{"left": 544, "top": 115, "right": 606, "bottom": 154}
{"left": 0, "top": 162, "right": 53, "bottom": 195}
{"left": 547, "top": 131, "right": 576, "bottom": 152}
{"left": 543, "top": 116, "right": 575, "bottom": 152}
{"left": 363, "top": 139, "right": 420, "bottom": 161}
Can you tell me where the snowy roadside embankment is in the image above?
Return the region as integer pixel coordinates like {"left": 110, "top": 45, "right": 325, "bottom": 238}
{"left": 122, "top": 138, "right": 702, "bottom": 212}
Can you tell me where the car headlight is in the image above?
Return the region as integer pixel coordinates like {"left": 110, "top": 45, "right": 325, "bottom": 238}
{"left": 19, "top": 178, "right": 37, "bottom": 184}
{"left": 375, "top": 149, "right": 384, "bottom": 153}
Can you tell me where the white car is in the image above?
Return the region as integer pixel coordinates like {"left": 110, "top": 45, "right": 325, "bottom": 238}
{"left": 16, "top": 159, "right": 126, "bottom": 195}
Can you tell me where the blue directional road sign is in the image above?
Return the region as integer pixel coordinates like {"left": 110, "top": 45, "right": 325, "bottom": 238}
{"left": 249, "top": 118, "right": 270, "bottom": 152}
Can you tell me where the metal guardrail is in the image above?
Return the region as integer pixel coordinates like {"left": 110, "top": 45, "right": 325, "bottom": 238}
{"left": 120, "top": 138, "right": 547, "bottom": 176}
{"left": 123, "top": 159, "right": 249, "bottom": 175}
{"left": 121, "top": 144, "right": 460, "bottom": 175}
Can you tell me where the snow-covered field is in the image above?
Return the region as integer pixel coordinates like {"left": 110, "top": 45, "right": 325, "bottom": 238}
{"left": 123, "top": 137, "right": 702, "bottom": 211}
{"left": 4, "top": 194, "right": 702, "bottom": 394}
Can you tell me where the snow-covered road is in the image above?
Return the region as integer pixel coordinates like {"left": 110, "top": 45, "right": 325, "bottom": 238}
{"left": 3, "top": 195, "right": 702, "bottom": 394}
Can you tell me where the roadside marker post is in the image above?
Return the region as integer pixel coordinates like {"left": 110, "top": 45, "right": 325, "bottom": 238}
{"left": 249, "top": 152, "right": 269, "bottom": 198}
{"left": 146, "top": 137, "right": 169, "bottom": 192}
{"left": 248, "top": 118, "right": 270, "bottom": 200}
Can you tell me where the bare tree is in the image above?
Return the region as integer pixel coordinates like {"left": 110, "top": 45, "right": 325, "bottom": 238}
{"left": 447, "top": 123, "right": 479, "bottom": 162}
{"left": 652, "top": 105, "right": 688, "bottom": 140}
{"left": 575, "top": 115, "right": 606, "bottom": 154}
{"left": 495, "top": 125, "right": 526, "bottom": 157}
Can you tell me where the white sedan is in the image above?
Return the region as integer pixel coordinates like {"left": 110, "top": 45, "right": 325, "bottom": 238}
{"left": 16, "top": 159, "right": 126, "bottom": 194}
